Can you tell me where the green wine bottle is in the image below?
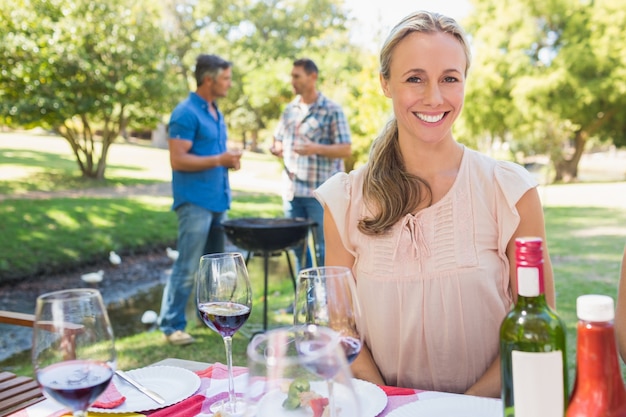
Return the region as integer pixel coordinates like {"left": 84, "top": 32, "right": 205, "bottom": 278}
{"left": 500, "top": 237, "right": 568, "bottom": 417}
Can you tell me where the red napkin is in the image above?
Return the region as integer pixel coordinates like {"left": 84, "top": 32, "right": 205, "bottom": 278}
{"left": 146, "top": 394, "right": 205, "bottom": 417}
{"left": 146, "top": 366, "right": 211, "bottom": 417}
{"left": 197, "top": 362, "right": 247, "bottom": 379}
{"left": 379, "top": 385, "right": 418, "bottom": 396}
{"left": 92, "top": 381, "right": 126, "bottom": 409}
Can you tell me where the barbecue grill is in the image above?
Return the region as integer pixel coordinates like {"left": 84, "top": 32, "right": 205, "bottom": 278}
{"left": 222, "top": 217, "right": 315, "bottom": 331}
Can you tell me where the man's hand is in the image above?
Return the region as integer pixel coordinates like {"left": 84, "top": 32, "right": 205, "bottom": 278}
{"left": 294, "top": 138, "right": 318, "bottom": 156}
{"left": 270, "top": 140, "right": 283, "bottom": 158}
{"left": 221, "top": 149, "right": 243, "bottom": 170}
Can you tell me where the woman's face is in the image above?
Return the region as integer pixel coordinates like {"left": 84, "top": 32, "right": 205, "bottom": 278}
{"left": 381, "top": 31, "right": 467, "bottom": 145}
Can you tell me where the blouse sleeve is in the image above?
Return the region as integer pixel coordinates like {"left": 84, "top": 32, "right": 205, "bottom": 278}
{"left": 493, "top": 161, "right": 539, "bottom": 259}
{"left": 314, "top": 171, "right": 357, "bottom": 257}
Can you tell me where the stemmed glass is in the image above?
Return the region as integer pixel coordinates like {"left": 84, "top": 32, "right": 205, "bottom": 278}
{"left": 32, "top": 288, "right": 116, "bottom": 417}
{"left": 197, "top": 252, "right": 252, "bottom": 416}
{"left": 294, "top": 266, "right": 363, "bottom": 417}
{"left": 245, "top": 325, "right": 360, "bottom": 417}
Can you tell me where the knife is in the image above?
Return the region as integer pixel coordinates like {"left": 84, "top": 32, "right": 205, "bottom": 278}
{"left": 115, "top": 369, "right": 166, "bottom": 405}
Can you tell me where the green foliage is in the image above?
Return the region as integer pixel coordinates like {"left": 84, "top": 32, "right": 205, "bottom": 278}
{"left": 0, "top": 0, "right": 177, "bottom": 179}
{"left": 337, "top": 52, "right": 391, "bottom": 169}
{"left": 3, "top": 0, "right": 625, "bottom": 184}
{"left": 139, "top": 0, "right": 367, "bottom": 155}
{"left": 464, "top": 0, "right": 626, "bottom": 181}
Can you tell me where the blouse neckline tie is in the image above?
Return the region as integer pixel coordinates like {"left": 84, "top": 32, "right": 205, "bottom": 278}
{"left": 394, "top": 214, "right": 431, "bottom": 269}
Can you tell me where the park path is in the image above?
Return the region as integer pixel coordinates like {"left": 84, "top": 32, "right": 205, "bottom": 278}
{"left": 0, "top": 171, "right": 281, "bottom": 202}
{"left": 537, "top": 182, "right": 626, "bottom": 209}
{"left": 2, "top": 173, "right": 626, "bottom": 209}
{"left": 1, "top": 128, "right": 624, "bottom": 207}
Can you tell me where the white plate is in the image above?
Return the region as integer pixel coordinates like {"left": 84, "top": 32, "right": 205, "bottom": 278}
{"left": 353, "top": 379, "right": 387, "bottom": 417}
{"left": 255, "top": 378, "right": 387, "bottom": 417}
{"left": 386, "top": 395, "right": 502, "bottom": 417}
{"left": 90, "top": 365, "right": 201, "bottom": 413}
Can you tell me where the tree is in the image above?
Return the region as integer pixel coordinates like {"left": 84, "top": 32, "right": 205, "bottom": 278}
{"left": 0, "top": 0, "right": 390, "bottom": 177}
{"left": 463, "top": 0, "right": 626, "bottom": 182}
{"left": 0, "top": 0, "right": 175, "bottom": 180}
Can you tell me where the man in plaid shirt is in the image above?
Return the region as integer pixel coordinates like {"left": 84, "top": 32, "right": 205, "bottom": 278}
{"left": 271, "top": 58, "right": 352, "bottom": 271}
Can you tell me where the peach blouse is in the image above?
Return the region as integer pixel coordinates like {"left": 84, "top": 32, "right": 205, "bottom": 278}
{"left": 315, "top": 146, "right": 537, "bottom": 393}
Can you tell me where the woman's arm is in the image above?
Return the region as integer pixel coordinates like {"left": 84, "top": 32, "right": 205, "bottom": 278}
{"left": 507, "top": 187, "right": 556, "bottom": 308}
{"left": 614, "top": 245, "right": 626, "bottom": 363}
{"left": 349, "top": 343, "right": 386, "bottom": 386}
{"left": 322, "top": 205, "right": 386, "bottom": 384}
{"left": 466, "top": 187, "right": 553, "bottom": 398}
{"left": 464, "top": 358, "right": 501, "bottom": 398}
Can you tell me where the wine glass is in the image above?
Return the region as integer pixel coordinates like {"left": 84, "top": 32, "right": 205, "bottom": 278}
{"left": 294, "top": 266, "right": 363, "bottom": 364}
{"left": 32, "top": 288, "right": 116, "bottom": 417}
{"left": 197, "top": 252, "right": 252, "bottom": 416}
{"left": 294, "top": 266, "right": 363, "bottom": 417}
{"left": 245, "top": 325, "right": 360, "bottom": 417}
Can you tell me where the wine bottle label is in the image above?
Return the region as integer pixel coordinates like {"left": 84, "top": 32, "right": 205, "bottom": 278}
{"left": 517, "top": 266, "right": 540, "bottom": 297}
{"left": 512, "top": 350, "right": 564, "bottom": 417}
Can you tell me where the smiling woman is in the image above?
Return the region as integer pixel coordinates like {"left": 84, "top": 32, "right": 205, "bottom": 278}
{"left": 315, "top": 10, "right": 553, "bottom": 398}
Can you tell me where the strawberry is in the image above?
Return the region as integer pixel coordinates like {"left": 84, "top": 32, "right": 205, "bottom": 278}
{"left": 309, "top": 397, "right": 330, "bottom": 417}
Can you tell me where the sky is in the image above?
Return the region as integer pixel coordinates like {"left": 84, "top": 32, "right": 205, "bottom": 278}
{"left": 343, "top": 0, "right": 473, "bottom": 50}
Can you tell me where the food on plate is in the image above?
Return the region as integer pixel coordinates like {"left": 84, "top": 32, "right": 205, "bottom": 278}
{"left": 282, "top": 378, "right": 331, "bottom": 417}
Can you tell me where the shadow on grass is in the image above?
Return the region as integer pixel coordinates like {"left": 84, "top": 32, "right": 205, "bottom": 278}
{"left": 0, "top": 197, "right": 176, "bottom": 280}
{"left": 0, "top": 149, "right": 164, "bottom": 194}
{"left": 0, "top": 191, "right": 282, "bottom": 281}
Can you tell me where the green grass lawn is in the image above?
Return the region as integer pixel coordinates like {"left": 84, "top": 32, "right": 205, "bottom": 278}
{"left": 546, "top": 205, "right": 626, "bottom": 388}
{"left": 2, "top": 131, "right": 626, "bottom": 392}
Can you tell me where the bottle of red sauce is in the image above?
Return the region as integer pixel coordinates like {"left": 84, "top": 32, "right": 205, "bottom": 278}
{"left": 567, "top": 294, "right": 626, "bottom": 417}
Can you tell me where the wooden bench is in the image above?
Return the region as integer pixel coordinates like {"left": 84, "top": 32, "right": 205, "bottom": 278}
{"left": 0, "top": 310, "right": 44, "bottom": 416}
{"left": 0, "top": 310, "right": 35, "bottom": 327}
{"left": 0, "top": 371, "right": 44, "bottom": 417}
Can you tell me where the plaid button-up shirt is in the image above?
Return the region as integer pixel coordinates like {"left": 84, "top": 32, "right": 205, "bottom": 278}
{"left": 274, "top": 93, "right": 351, "bottom": 199}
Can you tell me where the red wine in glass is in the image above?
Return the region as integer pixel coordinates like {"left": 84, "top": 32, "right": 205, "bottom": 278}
{"left": 197, "top": 253, "right": 252, "bottom": 416}
{"left": 198, "top": 301, "right": 251, "bottom": 337}
{"left": 32, "top": 289, "right": 116, "bottom": 417}
{"left": 298, "top": 337, "right": 344, "bottom": 379}
{"left": 341, "top": 336, "right": 362, "bottom": 364}
{"left": 38, "top": 360, "right": 113, "bottom": 412}
{"left": 295, "top": 266, "right": 364, "bottom": 365}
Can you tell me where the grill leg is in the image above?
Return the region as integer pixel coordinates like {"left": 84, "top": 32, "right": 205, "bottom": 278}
{"left": 285, "top": 250, "right": 296, "bottom": 291}
{"left": 263, "top": 252, "right": 269, "bottom": 331}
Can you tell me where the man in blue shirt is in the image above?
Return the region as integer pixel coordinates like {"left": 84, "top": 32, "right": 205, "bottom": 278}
{"left": 271, "top": 58, "right": 352, "bottom": 271}
{"left": 158, "top": 54, "right": 242, "bottom": 345}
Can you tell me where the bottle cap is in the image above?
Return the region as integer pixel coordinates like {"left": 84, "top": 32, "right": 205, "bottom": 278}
{"left": 576, "top": 294, "right": 614, "bottom": 322}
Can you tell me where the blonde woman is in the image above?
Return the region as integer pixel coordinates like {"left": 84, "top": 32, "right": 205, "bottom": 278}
{"left": 315, "top": 11, "right": 554, "bottom": 397}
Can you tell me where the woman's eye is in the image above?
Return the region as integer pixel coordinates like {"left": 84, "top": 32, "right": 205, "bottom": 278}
{"left": 443, "top": 76, "right": 459, "bottom": 83}
{"left": 407, "top": 76, "right": 422, "bottom": 83}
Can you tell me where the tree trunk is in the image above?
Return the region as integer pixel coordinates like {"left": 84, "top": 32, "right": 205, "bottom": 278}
{"left": 553, "top": 131, "right": 586, "bottom": 183}
{"left": 249, "top": 130, "right": 260, "bottom": 152}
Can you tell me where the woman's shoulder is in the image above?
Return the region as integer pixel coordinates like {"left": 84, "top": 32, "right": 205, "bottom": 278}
{"left": 465, "top": 147, "right": 536, "bottom": 185}
{"left": 319, "top": 165, "right": 366, "bottom": 191}
{"left": 315, "top": 165, "right": 368, "bottom": 216}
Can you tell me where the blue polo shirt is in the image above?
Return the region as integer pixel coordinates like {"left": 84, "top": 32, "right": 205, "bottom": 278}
{"left": 168, "top": 92, "right": 231, "bottom": 212}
